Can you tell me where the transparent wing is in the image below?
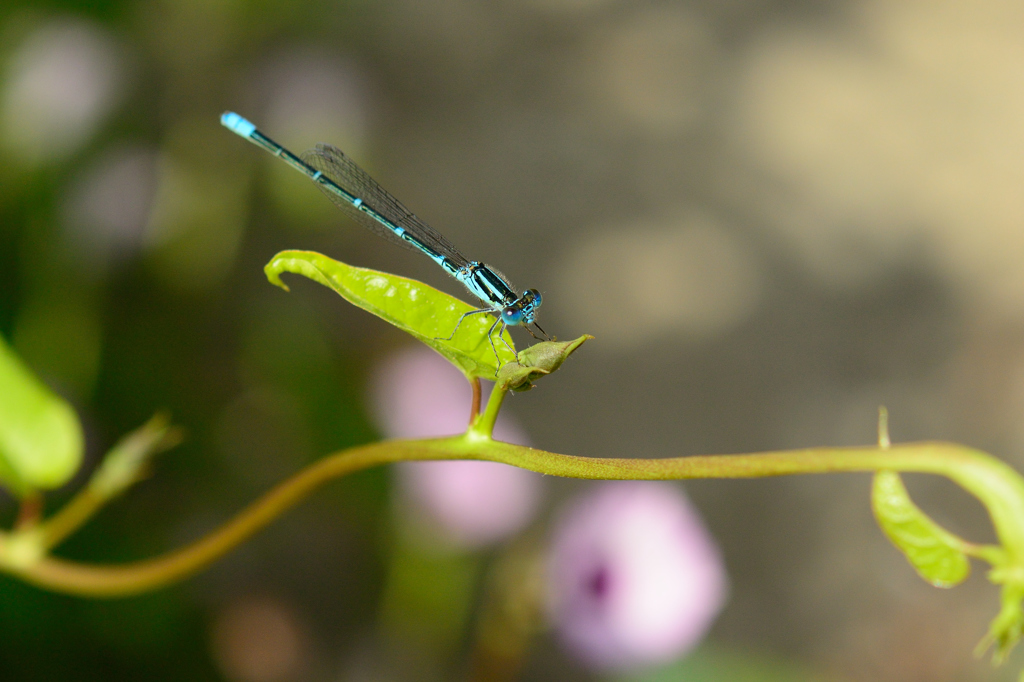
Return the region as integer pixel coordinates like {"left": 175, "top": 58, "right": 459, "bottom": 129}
{"left": 301, "top": 144, "right": 470, "bottom": 269}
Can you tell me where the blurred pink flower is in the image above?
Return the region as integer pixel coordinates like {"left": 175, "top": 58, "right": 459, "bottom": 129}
{"left": 370, "top": 345, "right": 542, "bottom": 548}
{"left": 63, "top": 146, "right": 159, "bottom": 267}
{"left": 546, "top": 482, "right": 727, "bottom": 670}
{"left": 0, "top": 19, "right": 123, "bottom": 164}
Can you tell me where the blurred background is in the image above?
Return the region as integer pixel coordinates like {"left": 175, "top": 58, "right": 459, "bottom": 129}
{"left": 0, "top": 0, "right": 1022, "bottom": 680}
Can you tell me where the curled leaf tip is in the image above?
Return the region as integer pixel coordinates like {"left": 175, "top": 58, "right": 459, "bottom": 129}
{"left": 498, "top": 335, "right": 591, "bottom": 391}
{"left": 263, "top": 260, "right": 291, "bottom": 291}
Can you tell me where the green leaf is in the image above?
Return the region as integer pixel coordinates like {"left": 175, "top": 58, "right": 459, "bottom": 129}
{"left": 265, "top": 250, "right": 516, "bottom": 379}
{"left": 872, "top": 469, "right": 970, "bottom": 588}
{"left": 0, "top": 332, "right": 84, "bottom": 495}
{"left": 89, "top": 413, "right": 182, "bottom": 498}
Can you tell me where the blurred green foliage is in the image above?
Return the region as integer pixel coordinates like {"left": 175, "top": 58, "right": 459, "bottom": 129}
{"left": 618, "top": 645, "right": 827, "bottom": 682}
{"left": 0, "top": 0, "right": 387, "bottom": 678}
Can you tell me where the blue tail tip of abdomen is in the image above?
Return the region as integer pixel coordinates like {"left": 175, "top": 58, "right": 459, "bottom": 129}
{"left": 221, "top": 111, "right": 256, "bottom": 138}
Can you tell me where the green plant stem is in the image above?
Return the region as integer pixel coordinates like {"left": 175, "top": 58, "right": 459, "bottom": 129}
{"left": 39, "top": 488, "right": 104, "bottom": 550}
{"left": 469, "top": 382, "right": 506, "bottom": 439}
{"left": 3, "top": 437, "right": 1023, "bottom": 598}
{"left": 469, "top": 377, "right": 482, "bottom": 422}
{"left": 7, "top": 440, "right": 430, "bottom": 596}
{"left": 14, "top": 492, "right": 42, "bottom": 530}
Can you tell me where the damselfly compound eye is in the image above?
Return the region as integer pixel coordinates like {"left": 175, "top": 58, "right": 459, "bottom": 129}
{"left": 502, "top": 306, "right": 524, "bottom": 325}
